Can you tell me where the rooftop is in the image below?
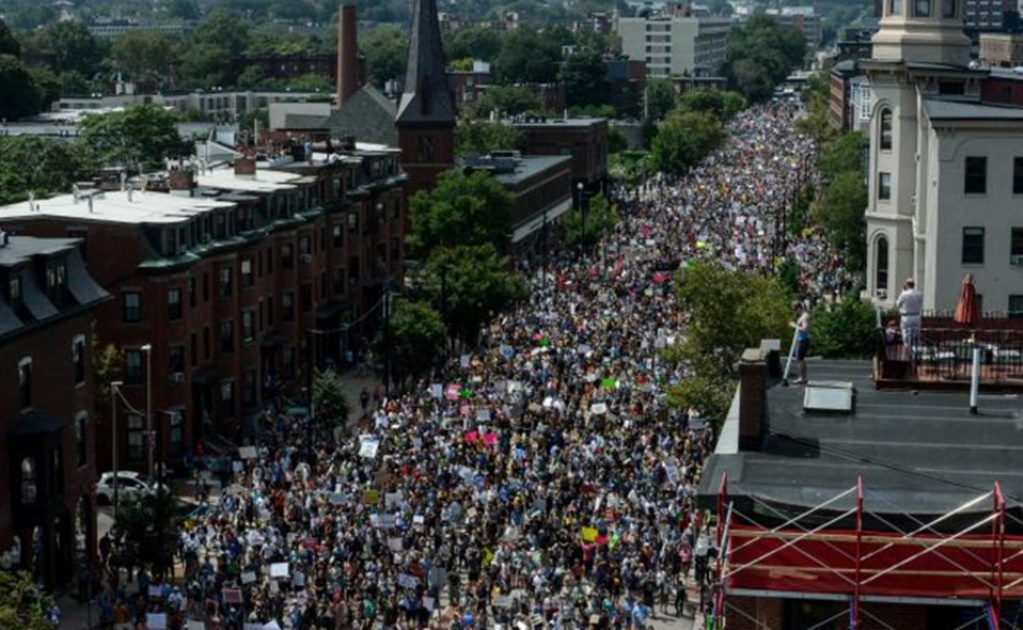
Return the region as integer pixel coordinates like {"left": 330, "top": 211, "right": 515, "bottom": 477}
{"left": 511, "top": 117, "right": 609, "bottom": 129}
{"left": 700, "top": 360, "right": 1023, "bottom": 517}
{"left": 0, "top": 190, "right": 237, "bottom": 226}
{"left": 0, "top": 236, "right": 82, "bottom": 267}
{"left": 465, "top": 154, "right": 572, "bottom": 186}
{"left": 923, "top": 97, "right": 1023, "bottom": 121}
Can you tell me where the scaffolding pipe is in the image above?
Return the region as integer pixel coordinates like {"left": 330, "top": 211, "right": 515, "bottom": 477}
{"left": 854, "top": 476, "right": 863, "bottom": 630}
{"left": 995, "top": 482, "right": 1007, "bottom": 629}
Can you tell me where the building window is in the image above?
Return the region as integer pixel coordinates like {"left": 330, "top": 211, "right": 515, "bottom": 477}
{"left": 127, "top": 415, "right": 144, "bottom": 460}
{"left": 188, "top": 276, "right": 196, "bottom": 307}
{"left": 169, "top": 412, "right": 183, "bottom": 458}
{"left": 889, "top": 0, "right": 902, "bottom": 14}
{"left": 879, "top": 109, "right": 892, "bottom": 151}
{"left": 1009, "top": 295, "right": 1023, "bottom": 320}
{"left": 169, "top": 345, "right": 185, "bottom": 374}
{"left": 299, "top": 236, "right": 311, "bottom": 256}
{"left": 962, "top": 227, "right": 985, "bottom": 264}
{"left": 8, "top": 276, "right": 20, "bottom": 302}
{"left": 943, "top": 0, "right": 956, "bottom": 18}
{"left": 220, "top": 380, "right": 235, "bottom": 415}
{"left": 241, "top": 259, "right": 253, "bottom": 287}
{"left": 283, "top": 345, "right": 295, "bottom": 379}
{"left": 332, "top": 224, "right": 344, "bottom": 248}
{"left": 125, "top": 349, "right": 142, "bottom": 384}
{"left": 219, "top": 266, "right": 233, "bottom": 298}
{"left": 914, "top": 0, "right": 931, "bottom": 16}
{"left": 167, "top": 288, "right": 182, "bottom": 320}
{"left": 202, "top": 272, "right": 209, "bottom": 302}
{"left": 18, "top": 357, "right": 32, "bottom": 409}
{"left": 220, "top": 321, "right": 235, "bottom": 353}
{"left": 1011, "top": 228, "right": 1023, "bottom": 264}
{"left": 282, "top": 244, "right": 294, "bottom": 269}
{"left": 242, "top": 310, "right": 255, "bottom": 343}
{"left": 21, "top": 458, "right": 36, "bottom": 504}
{"left": 73, "top": 335, "right": 86, "bottom": 385}
{"left": 300, "top": 282, "right": 312, "bottom": 313}
{"left": 75, "top": 412, "right": 88, "bottom": 467}
{"left": 964, "top": 156, "right": 987, "bottom": 194}
{"left": 123, "top": 291, "right": 141, "bottom": 323}
{"left": 875, "top": 237, "right": 889, "bottom": 298}
{"left": 282, "top": 292, "right": 295, "bottom": 321}
{"left": 266, "top": 246, "right": 274, "bottom": 273}
{"left": 878, "top": 172, "right": 892, "bottom": 200}
{"left": 1013, "top": 157, "right": 1023, "bottom": 195}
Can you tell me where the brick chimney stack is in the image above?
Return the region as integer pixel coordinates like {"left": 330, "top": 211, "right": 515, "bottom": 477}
{"left": 337, "top": 4, "right": 359, "bottom": 108}
{"left": 738, "top": 348, "right": 767, "bottom": 451}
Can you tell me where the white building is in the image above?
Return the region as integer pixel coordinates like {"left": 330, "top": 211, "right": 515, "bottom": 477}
{"left": 614, "top": 12, "right": 732, "bottom": 78}
{"left": 864, "top": 0, "right": 1023, "bottom": 317}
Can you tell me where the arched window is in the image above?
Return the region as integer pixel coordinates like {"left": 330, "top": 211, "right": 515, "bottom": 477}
{"left": 876, "top": 237, "right": 890, "bottom": 298}
{"left": 880, "top": 109, "right": 893, "bottom": 151}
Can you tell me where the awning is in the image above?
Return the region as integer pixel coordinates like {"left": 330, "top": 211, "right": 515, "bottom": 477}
{"left": 8, "top": 409, "right": 67, "bottom": 436}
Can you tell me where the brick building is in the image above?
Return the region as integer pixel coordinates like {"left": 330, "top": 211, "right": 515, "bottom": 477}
{"left": 0, "top": 150, "right": 406, "bottom": 473}
{"left": 511, "top": 118, "right": 610, "bottom": 192}
{"left": 0, "top": 234, "right": 109, "bottom": 589}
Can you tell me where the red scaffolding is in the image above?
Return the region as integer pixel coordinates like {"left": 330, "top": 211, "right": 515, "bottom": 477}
{"left": 713, "top": 474, "right": 1023, "bottom": 629}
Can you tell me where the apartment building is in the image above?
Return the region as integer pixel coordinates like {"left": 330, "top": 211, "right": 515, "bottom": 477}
{"left": 615, "top": 12, "right": 732, "bottom": 78}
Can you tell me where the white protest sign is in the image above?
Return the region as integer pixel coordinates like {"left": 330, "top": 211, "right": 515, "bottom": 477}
{"left": 270, "top": 562, "right": 289, "bottom": 578}
{"left": 238, "top": 446, "right": 257, "bottom": 459}
{"left": 359, "top": 439, "right": 380, "bottom": 459}
{"left": 591, "top": 403, "right": 608, "bottom": 415}
{"left": 147, "top": 614, "right": 168, "bottom": 629}
{"left": 242, "top": 571, "right": 257, "bottom": 585}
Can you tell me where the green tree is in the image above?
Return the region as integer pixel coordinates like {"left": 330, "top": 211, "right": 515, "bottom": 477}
{"left": 40, "top": 21, "right": 106, "bottom": 77}
{"left": 92, "top": 334, "right": 124, "bottom": 428}
{"left": 495, "top": 26, "right": 562, "bottom": 84}
{"left": 813, "top": 170, "right": 867, "bottom": 271}
{"left": 564, "top": 193, "right": 618, "bottom": 248}
{"left": 27, "top": 65, "right": 61, "bottom": 111}
{"left": 408, "top": 169, "right": 515, "bottom": 255}
{"left": 112, "top": 490, "right": 181, "bottom": 578}
{"left": 644, "top": 77, "right": 677, "bottom": 122}
{"left": 0, "top": 55, "right": 43, "bottom": 121}
{"left": 168, "top": 0, "right": 202, "bottom": 21}
{"left": 192, "top": 9, "right": 251, "bottom": 57}
{"left": 0, "top": 18, "right": 21, "bottom": 57}
{"left": 312, "top": 369, "right": 351, "bottom": 426}
{"left": 177, "top": 43, "right": 233, "bottom": 89}
{"left": 664, "top": 261, "right": 792, "bottom": 421}
{"left": 237, "top": 65, "right": 276, "bottom": 89}
{"left": 287, "top": 74, "right": 334, "bottom": 93}
{"left": 477, "top": 85, "right": 543, "bottom": 117}
{"left": 812, "top": 299, "right": 879, "bottom": 359}
{"left": 0, "top": 136, "right": 95, "bottom": 204}
{"left": 559, "top": 50, "right": 609, "bottom": 108}
{"left": 456, "top": 117, "right": 527, "bottom": 156}
{"left": 651, "top": 110, "right": 726, "bottom": 175}
{"left": 109, "top": 31, "right": 179, "bottom": 87}
{"left": 387, "top": 299, "right": 447, "bottom": 384}
{"left": 818, "top": 131, "right": 865, "bottom": 184}
{"left": 362, "top": 25, "right": 408, "bottom": 89}
{"left": 424, "top": 244, "right": 526, "bottom": 345}
{"left": 795, "top": 73, "right": 838, "bottom": 146}
{"left": 0, "top": 571, "right": 54, "bottom": 630}
{"left": 79, "top": 105, "right": 187, "bottom": 171}
{"left": 677, "top": 88, "right": 747, "bottom": 122}
{"left": 722, "top": 13, "right": 806, "bottom": 102}
{"left": 446, "top": 26, "right": 504, "bottom": 63}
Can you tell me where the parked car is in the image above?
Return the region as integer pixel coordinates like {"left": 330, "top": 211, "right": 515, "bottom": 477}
{"left": 95, "top": 471, "right": 168, "bottom": 505}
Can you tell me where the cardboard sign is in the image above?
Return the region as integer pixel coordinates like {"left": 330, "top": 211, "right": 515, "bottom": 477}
{"left": 581, "top": 527, "right": 599, "bottom": 543}
{"left": 388, "top": 537, "right": 403, "bottom": 552}
{"left": 362, "top": 489, "right": 380, "bottom": 505}
{"left": 242, "top": 571, "right": 257, "bottom": 585}
{"left": 147, "top": 614, "right": 167, "bottom": 629}
{"left": 148, "top": 585, "right": 163, "bottom": 598}
{"left": 238, "top": 446, "right": 257, "bottom": 459}
{"left": 591, "top": 403, "right": 608, "bottom": 415}
{"left": 385, "top": 492, "right": 402, "bottom": 509}
{"left": 359, "top": 439, "right": 380, "bottom": 459}
{"left": 270, "top": 562, "right": 289, "bottom": 578}
{"left": 483, "top": 432, "right": 498, "bottom": 446}
{"left": 397, "top": 573, "right": 418, "bottom": 589}
{"left": 430, "top": 383, "right": 443, "bottom": 399}
{"left": 223, "top": 587, "right": 243, "bottom": 604}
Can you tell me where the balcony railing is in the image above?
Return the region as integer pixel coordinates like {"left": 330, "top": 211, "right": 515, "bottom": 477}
{"left": 877, "top": 322, "right": 1023, "bottom": 385}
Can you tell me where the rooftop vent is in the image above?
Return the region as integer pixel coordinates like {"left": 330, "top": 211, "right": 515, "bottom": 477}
{"left": 803, "top": 381, "right": 855, "bottom": 415}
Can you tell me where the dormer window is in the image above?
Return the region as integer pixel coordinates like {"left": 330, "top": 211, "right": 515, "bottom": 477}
{"left": 8, "top": 276, "right": 21, "bottom": 302}
{"left": 46, "top": 262, "right": 67, "bottom": 292}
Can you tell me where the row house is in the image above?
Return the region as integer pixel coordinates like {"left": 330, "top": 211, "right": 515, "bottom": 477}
{"left": 0, "top": 235, "right": 109, "bottom": 589}
{"left": 0, "top": 147, "right": 406, "bottom": 473}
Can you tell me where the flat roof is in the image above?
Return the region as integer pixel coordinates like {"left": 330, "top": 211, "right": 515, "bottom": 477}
{"left": 0, "top": 190, "right": 236, "bottom": 225}
{"left": 511, "top": 118, "right": 608, "bottom": 129}
{"left": 700, "top": 360, "right": 1023, "bottom": 516}
{"left": 196, "top": 167, "right": 302, "bottom": 193}
{"left": 923, "top": 97, "right": 1023, "bottom": 121}
{"left": 470, "top": 155, "right": 572, "bottom": 186}
{"left": 0, "top": 236, "right": 79, "bottom": 266}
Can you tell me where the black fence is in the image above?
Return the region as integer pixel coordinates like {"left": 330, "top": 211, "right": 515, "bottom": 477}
{"left": 877, "top": 327, "right": 1023, "bottom": 383}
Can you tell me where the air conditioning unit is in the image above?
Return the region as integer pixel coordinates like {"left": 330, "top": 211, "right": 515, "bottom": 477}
{"left": 1011, "top": 255, "right": 1023, "bottom": 266}
{"left": 301, "top": 253, "right": 313, "bottom": 263}
{"left": 171, "top": 372, "right": 186, "bottom": 383}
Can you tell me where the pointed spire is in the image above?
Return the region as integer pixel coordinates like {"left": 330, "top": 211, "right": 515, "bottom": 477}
{"left": 396, "top": 0, "right": 455, "bottom": 127}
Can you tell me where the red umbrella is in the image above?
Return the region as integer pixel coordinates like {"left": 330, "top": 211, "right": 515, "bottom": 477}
{"left": 954, "top": 274, "right": 980, "bottom": 327}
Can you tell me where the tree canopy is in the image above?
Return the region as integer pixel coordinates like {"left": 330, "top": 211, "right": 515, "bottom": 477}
{"left": 477, "top": 85, "right": 543, "bottom": 117}
{"left": 112, "top": 489, "right": 182, "bottom": 577}
{"left": 456, "top": 117, "right": 527, "bottom": 157}
{"left": 564, "top": 193, "right": 618, "bottom": 248}
{"left": 445, "top": 26, "right": 504, "bottom": 64}
{"left": 722, "top": 13, "right": 806, "bottom": 102}
{"left": 0, "top": 55, "right": 43, "bottom": 122}
{"left": 408, "top": 168, "right": 515, "bottom": 255}
{"left": 312, "top": 369, "right": 351, "bottom": 428}
{"left": 559, "top": 50, "right": 610, "bottom": 109}
{"left": 677, "top": 88, "right": 747, "bottom": 123}
{"left": 79, "top": 105, "right": 187, "bottom": 171}
{"left": 361, "top": 25, "right": 408, "bottom": 89}
{"left": 0, "top": 136, "right": 95, "bottom": 204}
{"left": 0, "top": 571, "right": 53, "bottom": 630}
{"left": 386, "top": 299, "right": 448, "bottom": 384}
{"left": 665, "top": 261, "right": 792, "bottom": 421}
{"left": 651, "top": 110, "right": 726, "bottom": 175}
{"left": 495, "top": 26, "right": 562, "bottom": 84}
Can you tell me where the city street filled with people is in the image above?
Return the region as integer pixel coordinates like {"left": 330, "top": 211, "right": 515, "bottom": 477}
{"left": 83, "top": 101, "right": 842, "bottom": 630}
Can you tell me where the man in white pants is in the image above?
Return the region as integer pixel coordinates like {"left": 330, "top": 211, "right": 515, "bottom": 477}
{"left": 897, "top": 278, "right": 924, "bottom": 352}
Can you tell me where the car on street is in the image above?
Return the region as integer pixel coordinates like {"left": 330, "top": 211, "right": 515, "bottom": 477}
{"left": 95, "top": 471, "right": 168, "bottom": 505}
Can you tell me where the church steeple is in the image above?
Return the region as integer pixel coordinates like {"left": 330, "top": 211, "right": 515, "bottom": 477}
{"left": 396, "top": 0, "right": 455, "bottom": 127}
{"left": 872, "top": 0, "right": 970, "bottom": 66}
{"left": 395, "top": 0, "right": 456, "bottom": 194}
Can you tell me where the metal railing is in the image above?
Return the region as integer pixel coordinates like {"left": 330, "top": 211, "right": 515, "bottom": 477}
{"left": 877, "top": 327, "right": 1023, "bottom": 383}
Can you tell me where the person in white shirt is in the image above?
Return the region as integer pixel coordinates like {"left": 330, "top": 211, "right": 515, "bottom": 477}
{"left": 897, "top": 278, "right": 924, "bottom": 350}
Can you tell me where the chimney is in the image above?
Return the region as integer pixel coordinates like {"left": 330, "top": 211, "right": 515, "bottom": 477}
{"left": 234, "top": 157, "right": 257, "bottom": 179}
{"left": 738, "top": 347, "right": 767, "bottom": 451}
{"left": 87, "top": 195, "right": 94, "bottom": 214}
{"left": 337, "top": 4, "right": 360, "bottom": 108}
{"left": 127, "top": 186, "right": 134, "bottom": 203}
{"left": 168, "top": 168, "right": 196, "bottom": 196}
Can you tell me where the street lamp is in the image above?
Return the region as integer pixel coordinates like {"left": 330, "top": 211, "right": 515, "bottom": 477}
{"left": 110, "top": 381, "right": 124, "bottom": 516}
{"left": 140, "top": 344, "right": 153, "bottom": 481}
{"left": 577, "top": 182, "right": 587, "bottom": 253}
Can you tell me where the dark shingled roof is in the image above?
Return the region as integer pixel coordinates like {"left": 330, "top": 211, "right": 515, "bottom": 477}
{"left": 328, "top": 85, "right": 398, "bottom": 147}
{"left": 699, "top": 360, "right": 1023, "bottom": 520}
{"left": 395, "top": 0, "right": 456, "bottom": 127}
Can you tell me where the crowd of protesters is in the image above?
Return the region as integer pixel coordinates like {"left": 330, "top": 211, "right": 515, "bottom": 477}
{"left": 89, "top": 101, "right": 842, "bottom": 630}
